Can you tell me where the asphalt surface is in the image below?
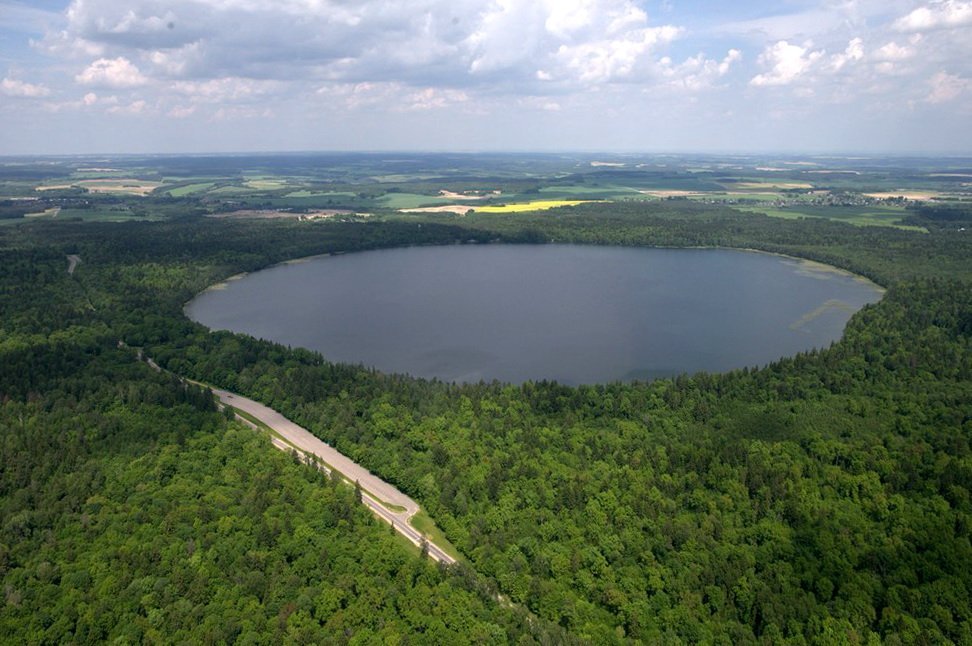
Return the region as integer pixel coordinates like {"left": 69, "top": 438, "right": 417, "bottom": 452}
{"left": 212, "top": 387, "right": 457, "bottom": 565}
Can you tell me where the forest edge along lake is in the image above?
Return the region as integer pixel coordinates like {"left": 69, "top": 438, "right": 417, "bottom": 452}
{"left": 185, "top": 245, "right": 884, "bottom": 385}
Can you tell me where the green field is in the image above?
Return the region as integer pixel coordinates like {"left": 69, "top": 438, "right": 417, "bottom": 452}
{"left": 207, "top": 185, "right": 261, "bottom": 195}
{"left": 166, "top": 182, "right": 216, "bottom": 197}
{"left": 739, "top": 204, "right": 924, "bottom": 230}
{"left": 284, "top": 190, "right": 358, "bottom": 198}
{"left": 537, "top": 184, "right": 644, "bottom": 200}
{"left": 244, "top": 179, "right": 289, "bottom": 190}
{"left": 378, "top": 193, "right": 457, "bottom": 209}
{"left": 1, "top": 207, "right": 160, "bottom": 224}
{"left": 58, "top": 208, "right": 166, "bottom": 222}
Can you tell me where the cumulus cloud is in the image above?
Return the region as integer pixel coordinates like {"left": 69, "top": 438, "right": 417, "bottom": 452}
{"left": 893, "top": 1, "right": 972, "bottom": 32}
{"left": 170, "top": 77, "right": 276, "bottom": 103}
{"left": 1, "top": 77, "right": 51, "bottom": 97}
{"left": 830, "top": 38, "right": 864, "bottom": 71}
{"left": 212, "top": 105, "right": 273, "bottom": 121}
{"left": 62, "top": 2, "right": 206, "bottom": 49}
{"left": 107, "top": 99, "right": 148, "bottom": 115}
{"left": 50, "top": 0, "right": 695, "bottom": 92}
{"left": 462, "top": 0, "right": 683, "bottom": 85}
{"left": 75, "top": 57, "right": 147, "bottom": 87}
{"left": 660, "top": 49, "right": 741, "bottom": 91}
{"left": 167, "top": 105, "right": 196, "bottom": 118}
{"left": 552, "top": 25, "right": 682, "bottom": 83}
{"left": 10, "top": 0, "right": 967, "bottom": 151}
{"left": 750, "top": 41, "right": 824, "bottom": 86}
{"left": 404, "top": 87, "right": 469, "bottom": 110}
{"left": 874, "top": 41, "right": 916, "bottom": 61}
{"left": 37, "top": 91, "right": 118, "bottom": 113}
{"left": 927, "top": 70, "right": 969, "bottom": 102}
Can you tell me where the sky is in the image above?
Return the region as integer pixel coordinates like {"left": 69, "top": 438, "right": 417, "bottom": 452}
{"left": 0, "top": 0, "right": 970, "bottom": 155}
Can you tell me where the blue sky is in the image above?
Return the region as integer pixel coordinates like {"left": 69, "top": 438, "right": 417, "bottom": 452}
{"left": 1, "top": 0, "right": 970, "bottom": 154}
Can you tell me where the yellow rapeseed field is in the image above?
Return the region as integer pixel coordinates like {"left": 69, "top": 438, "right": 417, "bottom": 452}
{"left": 473, "top": 199, "right": 598, "bottom": 213}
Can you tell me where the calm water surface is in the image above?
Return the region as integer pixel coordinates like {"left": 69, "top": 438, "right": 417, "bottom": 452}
{"left": 186, "top": 245, "right": 883, "bottom": 384}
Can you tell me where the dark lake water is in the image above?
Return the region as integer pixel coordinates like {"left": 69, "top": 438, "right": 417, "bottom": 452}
{"left": 186, "top": 245, "right": 884, "bottom": 385}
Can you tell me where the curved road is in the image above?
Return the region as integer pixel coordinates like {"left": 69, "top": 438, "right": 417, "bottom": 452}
{"left": 212, "top": 388, "right": 456, "bottom": 565}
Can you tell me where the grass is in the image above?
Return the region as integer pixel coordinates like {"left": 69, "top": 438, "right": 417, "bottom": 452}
{"left": 244, "top": 179, "right": 289, "bottom": 190}
{"left": 208, "top": 185, "right": 260, "bottom": 195}
{"left": 75, "top": 179, "right": 165, "bottom": 196}
{"left": 538, "top": 184, "right": 642, "bottom": 199}
{"left": 377, "top": 193, "right": 455, "bottom": 209}
{"left": 409, "top": 510, "right": 463, "bottom": 562}
{"left": 167, "top": 182, "right": 216, "bottom": 197}
{"left": 726, "top": 181, "right": 814, "bottom": 190}
{"left": 49, "top": 208, "right": 164, "bottom": 223}
{"left": 474, "top": 199, "right": 599, "bottom": 213}
{"left": 738, "top": 204, "right": 925, "bottom": 231}
{"left": 284, "top": 190, "right": 357, "bottom": 198}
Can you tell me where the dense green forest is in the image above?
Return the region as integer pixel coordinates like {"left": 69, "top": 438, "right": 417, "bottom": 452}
{"left": 2, "top": 201, "right": 971, "bottom": 643}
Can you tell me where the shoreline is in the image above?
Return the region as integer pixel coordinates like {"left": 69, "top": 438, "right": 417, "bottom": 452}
{"left": 182, "top": 241, "right": 886, "bottom": 387}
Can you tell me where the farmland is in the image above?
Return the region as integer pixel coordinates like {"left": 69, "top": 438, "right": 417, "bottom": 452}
{"left": 473, "top": 199, "right": 596, "bottom": 213}
{"left": 1, "top": 152, "right": 968, "bottom": 229}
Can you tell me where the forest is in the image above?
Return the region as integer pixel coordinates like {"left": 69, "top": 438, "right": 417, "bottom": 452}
{"left": 1, "top": 198, "right": 971, "bottom": 643}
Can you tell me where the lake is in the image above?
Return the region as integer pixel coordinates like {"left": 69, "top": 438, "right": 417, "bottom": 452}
{"left": 186, "top": 245, "right": 884, "bottom": 384}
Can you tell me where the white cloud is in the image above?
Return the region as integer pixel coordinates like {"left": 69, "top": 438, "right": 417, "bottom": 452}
{"left": 170, "top": 77, "right": 275, "bottom": 103}
{"left": 894, "top": 1, "right": 972, "bottom": 32}
{"left": 465, "top": 0, "right": 549, "bottom": 75}
{"left": 750, "top": 41, "right": 824, "bottom": 86}
{"left": 875, "top": 41, "right": 915, "bottom": 61}
{"left": 320, "top": 81, "right": 402, "bottom": 110}
{"left": 211, "top": 105, "right": 273, "bottom": 121}
{"left": 107, "top": 99, "right": 148, "bottom": 115}
{"left": 1, "top": 77, "right": 51, "bottom": 97}
{"left": 34, "top": 29, "right": 106, "bottom": 58}
{"left": 830, "top": 38, "right": 864, "bottom": 71}
{"left": 318, "top": 81, "right": 468, "bottom": 112}
{"left": 552, "top": 25, "right": 681, "bottom": 83}
{"left": 927, "top": 70, "right": 969, "bottom": 102}
{"left": 465, "top": 0, "right": 684, "bottom": 85}
{"left": 39, "top": 91, "right": 118, "bottom": 113}
{"left": 713, "top": 8, "right": 852, "bottom": 42}
{"left": 404, "top": 87, "right": 469, "bottom": 110}
{"left": 7, "top": 0, "right": 968, "bottom": 153}
{"left": 50, "top": 0, "right": 696, "bottom": 93}
{"left": 660, "top": 49, "right": 741, "bottom": 91}
{"left": 167, "top": 105, "right": 196, "bottom": 118}
{"left": 146, "top": 46, "right": 201, "bottom": 77}
{"left": 75, "top": 57, "right": 147, "bottom": 87}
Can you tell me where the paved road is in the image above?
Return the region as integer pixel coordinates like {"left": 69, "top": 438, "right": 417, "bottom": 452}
{"left": 212, "top": 387, "right": 456, "bottom": 565}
